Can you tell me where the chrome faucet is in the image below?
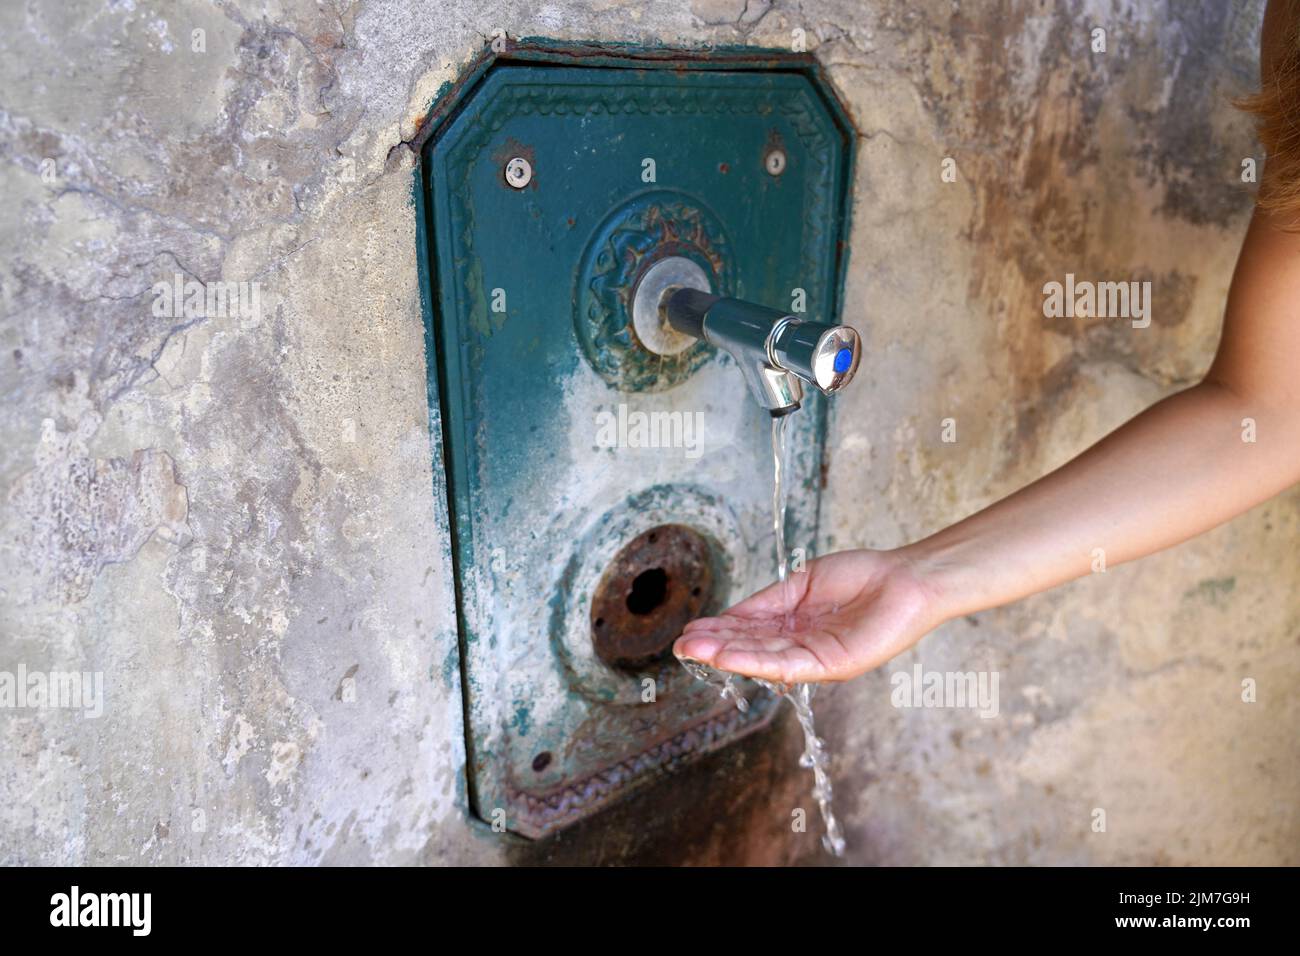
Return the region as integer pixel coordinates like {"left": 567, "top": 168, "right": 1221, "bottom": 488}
{"left": 630, "top": 256, "right": 861, "bottom": 416}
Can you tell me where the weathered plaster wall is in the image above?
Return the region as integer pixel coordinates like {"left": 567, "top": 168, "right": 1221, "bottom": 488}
{"left": 1, "top": 0, "right": 1294, "bottom": 865}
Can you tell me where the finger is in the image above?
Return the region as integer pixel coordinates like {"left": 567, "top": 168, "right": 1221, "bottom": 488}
{"left": 688, "top": 635, "right": 802, "bottom": 659}
{"left": 672, "top": 629, "right": 731, "bottom": 663}
{"left": 682, "top": 614, "right": 774, "bottom": 635}
{"left": 680, "top": 615, "right": 732, "bottom": 634}
{"left": 674, "top": 623, "right": 791, "bottom": 661}
{"left": 724, "top": 573, "right": 811, "bottom": 619}
{"left": 713, "top": 644, "right": 826, "bottom": 684}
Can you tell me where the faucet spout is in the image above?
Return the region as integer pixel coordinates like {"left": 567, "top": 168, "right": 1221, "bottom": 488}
{"left": 664, "top": 289, "right": 807, "bottom": 415}
{"left": 629, "top": 255, "right": 862, "bottom": 415}
{"left": 652, "top": 275, "right": 862, "bottom": 416}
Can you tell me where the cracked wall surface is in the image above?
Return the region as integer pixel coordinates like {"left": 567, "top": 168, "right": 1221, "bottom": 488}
{"left": 1, "top": 0, "right": 1295, "bottom": 865}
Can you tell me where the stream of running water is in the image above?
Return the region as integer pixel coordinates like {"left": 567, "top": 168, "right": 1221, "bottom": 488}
{"left": 680, "top": 414, "right": 846, "bottom": 858}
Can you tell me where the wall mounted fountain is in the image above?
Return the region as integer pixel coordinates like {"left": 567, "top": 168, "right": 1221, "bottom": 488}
{"left": 415, "top": 41, "right": 856, "bottom": 838}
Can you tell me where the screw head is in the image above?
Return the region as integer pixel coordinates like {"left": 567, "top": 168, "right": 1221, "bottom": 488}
{"left": 765, "top": 148, "right": 787, "bottom": 176}
{"left": 504, "top": 156, "right": 532, "bottom": 188}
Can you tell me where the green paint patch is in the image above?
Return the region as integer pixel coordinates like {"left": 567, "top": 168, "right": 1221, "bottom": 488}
{"left": 1185, "top": 576, "right": 1236, "bottom": 605}
{"left": 509, "top": 700, "right": 532, "bottom": 737}
{"left": 440, "top": 644, "right": 461, "bottom": 691}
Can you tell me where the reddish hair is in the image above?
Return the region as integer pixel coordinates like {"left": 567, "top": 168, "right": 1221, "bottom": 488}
{"left": 1239, "top": 1, "right": 1300, "bottom": 225}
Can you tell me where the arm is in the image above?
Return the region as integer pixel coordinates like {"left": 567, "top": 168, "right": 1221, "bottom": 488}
{"left": 675, "top": 204, "right": 1300, "bottom": 684}
{"left": 905, "top": 208, "right": 1300, "bottom": 623}
{"left": 917, "top": 0, "right": 1300, "bottom": 615}
{"left": 914, "top": 0, "right": 1300, "bottom": 618}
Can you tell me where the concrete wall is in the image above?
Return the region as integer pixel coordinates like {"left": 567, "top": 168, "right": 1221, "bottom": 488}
{"left": 1, "top": 0, "right": 1294, "bottom": 865}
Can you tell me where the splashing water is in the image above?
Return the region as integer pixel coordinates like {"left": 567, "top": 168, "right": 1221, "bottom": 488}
{"left": 681, "top": 414, "right": 846, "bottom": 858}
{"left": 679, "top": 658, "right": 749, "bottom": 714}
{"left": 780, "top": 680, "right": 846, "bottom": 857}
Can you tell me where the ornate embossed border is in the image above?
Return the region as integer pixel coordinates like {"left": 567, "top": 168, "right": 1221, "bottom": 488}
{"left": 505, "top": 691, "right": 779, "bottom": 838}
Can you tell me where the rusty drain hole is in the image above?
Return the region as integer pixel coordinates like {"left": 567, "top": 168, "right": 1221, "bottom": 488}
{"left": 590, "top": 523, "right": 716, "bottom": 670}
{"left": 626, "top": 568, "right": 668, "bottom": 615}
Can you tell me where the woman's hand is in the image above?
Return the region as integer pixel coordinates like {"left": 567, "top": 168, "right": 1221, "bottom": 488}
{"left": 672, "top": 550, "right": 946, "bottom": 684}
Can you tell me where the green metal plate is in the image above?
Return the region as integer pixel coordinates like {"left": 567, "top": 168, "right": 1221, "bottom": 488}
{"left": 419, "top": 53, "right": 854, "bottom": 837}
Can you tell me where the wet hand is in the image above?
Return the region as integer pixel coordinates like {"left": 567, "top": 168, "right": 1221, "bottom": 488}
{"left": 672, "top": 550, "right": 942, "bottom": 684}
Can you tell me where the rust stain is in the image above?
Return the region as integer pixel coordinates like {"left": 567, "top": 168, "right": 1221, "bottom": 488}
{"left": 590, "top": 523, "right": 714, "bottom": 669}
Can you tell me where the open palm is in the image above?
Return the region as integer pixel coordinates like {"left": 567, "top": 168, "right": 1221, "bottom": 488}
{"left": 673, "top": 550, "right": 941, "bottom": 684}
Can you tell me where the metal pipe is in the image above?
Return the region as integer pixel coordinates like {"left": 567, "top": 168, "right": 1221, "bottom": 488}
{"left": 631, "top": 256, "right": 862, "bottom": 416}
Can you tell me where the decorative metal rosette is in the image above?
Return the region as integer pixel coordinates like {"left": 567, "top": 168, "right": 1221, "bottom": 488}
{"left": 574, "top": 191, "right": 732, "bottom": 392}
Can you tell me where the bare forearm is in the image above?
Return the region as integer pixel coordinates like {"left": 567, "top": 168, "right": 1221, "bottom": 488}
{"left": 900, "top": 379, "right": 1300, "bottom": 622}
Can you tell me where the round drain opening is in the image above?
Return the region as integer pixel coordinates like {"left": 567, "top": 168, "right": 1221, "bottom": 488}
{"left": 626, "top": 567, "right": 669, "bottom": 615}
{"left": 590, "top": 523, "right": 715, "bottom": 670}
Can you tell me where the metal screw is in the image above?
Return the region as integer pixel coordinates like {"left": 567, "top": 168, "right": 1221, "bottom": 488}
{"left": 504, "top": 156, "right": 532, "bottom": 189}
{"left": 765, "top": 148, "right": 787, "bottom": 176}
